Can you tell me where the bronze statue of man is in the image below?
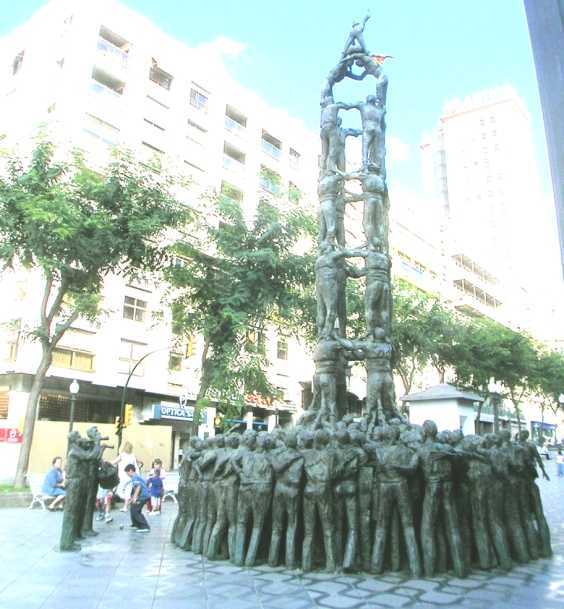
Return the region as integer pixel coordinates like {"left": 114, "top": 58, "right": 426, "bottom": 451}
{"left": 418, "top": 420, "right": 466, "bottom": 578}
{"left": 517, "top": 429, "right": 552, "bottom": 558}
{"left": 371, "top": 425, "right": 422, "bottom": 577}
{"left": 232, "top": 431, "right": 274, "bottom": 567}
{"left": 341, "top": 14, "right": 371, "bottom": 57}
{"left": 302, "top": 429, "right": 337, "bottom": 572}
{"left": 191, "top": 437, "right": 218, "bottom": 555}
{"left": 60, "top": 431, "right": 97, "bottom": 552}
{"left": 345, "top": 95, "right": 386, "bottom": 172}
{"left": 333, "top": 428, "right": 360, "bottom": 571}
{"left": 268, "top": 431, "right": 304, "bottom": 569}
{"left": 206, "top": 435, "right": 231, "bottom": 560}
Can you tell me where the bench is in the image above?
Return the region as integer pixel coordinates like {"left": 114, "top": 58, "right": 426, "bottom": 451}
{"left": 162, "top": 471, "right": 179, "bottom": 504}
{"left": 27, "top": 473, "right": 55, "bottom": 510}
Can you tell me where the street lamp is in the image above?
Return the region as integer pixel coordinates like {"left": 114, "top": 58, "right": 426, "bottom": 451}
{"left": 68, "top": 379, "right": 80, "bottom": 433}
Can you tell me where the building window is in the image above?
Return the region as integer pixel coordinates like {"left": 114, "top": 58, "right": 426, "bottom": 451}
{"left": 289, "top": 148, "right": 301, "bottom": 169}
{"left": 98, "top": 26, "right": 129, "bottom": 67}
{"left": 52, "top": 347, "right": 95, "bottom": 372}
{"left": 0, "top": 392, "right": 7, "bottom": 419}
{"left": 260, "top": 166, "right": 281, "bottom": 194}
{"left": 118, "top": 339, "right": 147, "bottom": 375}
{"left": 147, "top": 94, "right": 169, "bottom": 110}
{"left": 186, "top": 119, "right": 207, "bottom": 145}
{"left": 190, "top": 86, "right": 209, "bottom": 112}
{"left": 149, "top": 62, "right": 173, "bottom": 90}
{"left": 225, "top": 105, "right": 247, "bottom": 133}
{"left": 12, "top": 50, "right": 24, "bottom": 75}
{"left": 168, "top": 352, "right": 182, "bottom": 372}
{"left": 83, "top": 113, "right": 120, "bottom": 146}
{"left": 144, "top": 118, "right": 165, "bottom": 132}
{"left": 221, "top": 181, "right": 244, "bottom": 203}
{"left": 289, "top": 182, "right": 301, "bottom": 203}
{"left": 277, "top": 338, "right": 288, "bottom": 361}
{"left": 123, "top": 296, "right": 147, "bottom": 322}
{"left": 262, "top": 131, "right": 282, "bottom": 160}
{"left": 91, "top": 67, "right": 125, "bottom": 96}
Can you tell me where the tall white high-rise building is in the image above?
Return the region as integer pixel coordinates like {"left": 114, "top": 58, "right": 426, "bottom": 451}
{"left": 420, "top": 86, "right": 547, "bottom": 329}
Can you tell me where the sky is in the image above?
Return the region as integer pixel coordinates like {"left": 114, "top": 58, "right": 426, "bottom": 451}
{"left": 0, "top": 1, "right": 554, "bottom": 198}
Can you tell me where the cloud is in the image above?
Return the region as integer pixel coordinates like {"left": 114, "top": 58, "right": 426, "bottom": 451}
{"left": 197, "top": 36, "right": 247, "bottom": 60}
{"left": 389, "top": 136, "right": 410, "bottom": 163}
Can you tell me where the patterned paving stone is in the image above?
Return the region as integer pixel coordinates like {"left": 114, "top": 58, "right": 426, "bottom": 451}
{"left": 397, "top": 579, "right": 440, "bottom": 592}
{"left": 356, "top": 579, "right": 396, "bottom": 593}
{"left": 317, "top": 594, "right": 367, "bottom": 608}
{"left": 306, "top": 581, "right": 350, "bottom": 595}
{"left": 361, "top": 592, "right": 412, "bottom": 607}
{"left": 419, "top": 590, "right": 464, "bottom": 605}
{"left": 446, "top": 577, "right": 486, "bottom": 589}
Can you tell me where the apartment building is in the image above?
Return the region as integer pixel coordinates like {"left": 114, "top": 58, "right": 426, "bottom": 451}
{"left": 0, "top": 0, "right": 318, "bottom": 479}
{"left": 420, "top": 86, "right": 549, "bottom": 329}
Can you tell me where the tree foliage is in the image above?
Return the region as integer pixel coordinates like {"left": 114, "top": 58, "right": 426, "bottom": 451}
{"left": 165, "top": 194, "right": 316, "bottom": 421}
{"left": 0, "top": 140, "right": 192, "bottom": 484}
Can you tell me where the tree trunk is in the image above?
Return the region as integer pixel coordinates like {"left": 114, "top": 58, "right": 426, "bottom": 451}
{"left": 13, "top": 346, "right": 53, "bottom": 487}
{"left": 493, "top": 398, "right": 499, "bottom": 433}
{"left": 475, "top": 400, "right": 484, "bottom": 435}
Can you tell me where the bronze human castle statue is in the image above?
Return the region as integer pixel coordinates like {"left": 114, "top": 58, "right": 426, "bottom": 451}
{"left": 171, "top": 16, "right": 552, "bottom": 577}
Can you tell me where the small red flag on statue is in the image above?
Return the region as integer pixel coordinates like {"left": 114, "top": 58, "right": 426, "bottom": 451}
{"left": 370, "top": 54, "right": 393, "bottom": 64}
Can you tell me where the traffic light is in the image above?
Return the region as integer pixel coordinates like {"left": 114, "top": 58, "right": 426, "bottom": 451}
{"left": 114, "top": 416, "right": 122, "bottom": 436}
{"left": 124, "top": 403, "right": 134, "bottom": 428}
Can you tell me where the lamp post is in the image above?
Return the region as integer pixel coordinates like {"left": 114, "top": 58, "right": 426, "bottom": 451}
{"left": 68, "top": 379, "right": 80, "bottom": 433}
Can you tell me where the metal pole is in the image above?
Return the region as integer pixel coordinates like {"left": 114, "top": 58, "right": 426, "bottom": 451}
{"left": 117, "top": 347, "right": 169, "bottom": 448}
{"left": 69, "top": 394, "right": 76, "bottom": 433}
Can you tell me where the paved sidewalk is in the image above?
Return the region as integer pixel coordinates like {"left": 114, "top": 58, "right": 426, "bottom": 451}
{"left": 2, "top": 461, "right": 564, "bottom": 609}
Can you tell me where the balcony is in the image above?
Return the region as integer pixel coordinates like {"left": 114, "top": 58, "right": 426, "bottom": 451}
{"left": 225, "top": 115, "right": 246, "bottom": 137}
{"left": 97, "top": 37, "right": 127, "bottom": 70}
{"left": 223, "top": 155, "right": 246, "bottom": 185}
{"left": 89, "top": 78, "right": 123, "bottom": 124}
{"left": 262, "top": 137, "right": 281, "bottom": 160}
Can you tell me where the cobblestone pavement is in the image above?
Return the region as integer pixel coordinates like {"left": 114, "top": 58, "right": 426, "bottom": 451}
{"left": 2, "top": 461, "right": 563, "bottom": 609}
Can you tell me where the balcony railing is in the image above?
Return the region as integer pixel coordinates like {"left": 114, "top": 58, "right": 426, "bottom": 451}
{"left": 225, "top": 115, "right": 246, "bottom": 136}
{"left": 90, "top": 80, "right": 122, "bottom": 99}
{"left": 97, "top": 37, "right": 128, "bottom": 68}
{"left": 223, "top": 154, "right": 245, "bottom": 174}
{"left": 261, "top": 139, "right": 281, "bottom": 160}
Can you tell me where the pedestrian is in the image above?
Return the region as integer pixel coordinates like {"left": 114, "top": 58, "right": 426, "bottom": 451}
{"left": 42, "top": 456, "right": 66, "bottom": 511}
{"left": 556, "top": 449, "right": 564, "bottom": 477}
{"left": 96, "top": 486, "right": 114, "bottom": 523}
{"left": 124, "top": 463, "right": 150, "bottom": 532}
{"left": 111, "top": 441, "right": 137, "bottom": 512}
{"left": 147, "top": 468, "right": 164, "bottom": 515}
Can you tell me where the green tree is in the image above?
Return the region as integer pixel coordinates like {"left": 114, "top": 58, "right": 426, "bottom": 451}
{"left": 390, "top": 279, "right": 462, "bottom": 396}
{"left": 0, "top": 141, "right": 191, "bottom": 486}
{"left": 452, "top": 317, "right": 539, "bottom": 432}
{"left": 165, "top": 194, "right": 316, "bottom": 426}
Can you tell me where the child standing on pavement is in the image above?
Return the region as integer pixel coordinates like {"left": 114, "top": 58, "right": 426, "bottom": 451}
{"left": 124, "top": 463, "right": 150, "bottom": 532}
{"left": 557, "top": 449, "right": 564, "bottom": 477}
{"left": 147, "top": 468, "right": 164, "bottom": 514}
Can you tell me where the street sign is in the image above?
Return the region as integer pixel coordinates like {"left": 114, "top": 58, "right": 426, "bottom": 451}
{"left": 0, "top": 428, "right": 23, "bottom": 443}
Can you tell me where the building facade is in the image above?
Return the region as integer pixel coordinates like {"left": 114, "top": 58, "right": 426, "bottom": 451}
{"left": 0, "top": 0, "right": 318, "bottom": 480}
{"left": 524, "top": 0, "right": 564, "bottom": 276}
